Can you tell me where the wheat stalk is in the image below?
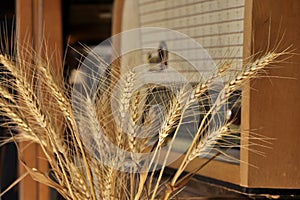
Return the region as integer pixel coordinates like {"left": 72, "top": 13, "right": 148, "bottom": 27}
{"left": 0, "top": 35, "right": 288, "bottom": 199}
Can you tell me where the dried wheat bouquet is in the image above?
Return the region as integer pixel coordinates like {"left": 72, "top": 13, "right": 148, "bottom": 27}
{"left": 0, "top": 30, "right": 289, "bottom": 200}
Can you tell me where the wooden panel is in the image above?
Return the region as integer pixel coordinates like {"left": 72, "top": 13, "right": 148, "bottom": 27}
{"left": 240, "top": 0, "right": 253, "bottom": 188}
{"left": 112, "top": 0, "right": 124, "bottom": 36}
{"left": 111, "top": 0, "right": 124, "bottom": 78}
{"left": 42, "top": 0, "right": 63, "bottom": 76}
{"left": 16, "top": 1, "right": 38, "bottom": 199}
{"left": 121, "top": 0, "right": 143, "bottom": 73}
{"left": 16, "top": 0, "right": 63, "bottom": 199}
{"left": 167, "top": 151, "right": 240, "bottom": 185}
{"left": 241, "top": 0, "right": 300, "bottom": 188}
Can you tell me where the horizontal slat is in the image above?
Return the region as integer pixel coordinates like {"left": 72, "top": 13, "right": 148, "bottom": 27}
{"left": 139, "top": 0, "right": 211, "bottom": 15}
{"left": 141, "top": 30, "right": 244, "bottom": 46}
{"left": 141, "top": 5, "right": 244, "bottom": 25}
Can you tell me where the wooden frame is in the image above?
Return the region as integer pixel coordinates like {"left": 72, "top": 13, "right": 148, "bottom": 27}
{"left": 16, "top": 0, "right": 63, "bottom": 199}
{"left": 240, "top": 0, "right": 300, "bottom": 189}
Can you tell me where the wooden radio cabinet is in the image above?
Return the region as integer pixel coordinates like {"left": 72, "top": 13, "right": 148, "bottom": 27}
{"left": 118, "top": 0, "right": 300, "bottom": 194}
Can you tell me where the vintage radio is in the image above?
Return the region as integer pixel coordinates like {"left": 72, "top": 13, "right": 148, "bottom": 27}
{"left": 116, "top": 0, "right": 300, "bottom": 195}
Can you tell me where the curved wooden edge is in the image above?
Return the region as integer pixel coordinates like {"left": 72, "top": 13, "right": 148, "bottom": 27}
{"left": 159, "top": 150, "right": 240, "bottom": 185}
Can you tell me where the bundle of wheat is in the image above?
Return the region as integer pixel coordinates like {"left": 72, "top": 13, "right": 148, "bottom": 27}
{"left": 0, "top": 31, "right": 290, "bottom": 200}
